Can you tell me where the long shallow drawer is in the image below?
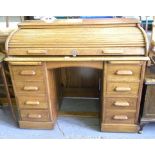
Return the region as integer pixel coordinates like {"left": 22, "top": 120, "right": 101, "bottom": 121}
{"left": 107, "top": 64, "right": 141, "bottom": 82}
{"left": 10, "top": 65, "right": 44, "bottom": 81}
{"left": 20, "top": 110, "right": 50, "bottom": 122}
{"left": 104, "top": 110, "right": 136, "bottom": 124}
{"left": 105, "top": 97, "right": 138, "bottom": 110}
{"left": 17, "top": 94, "right": 48, "bottom": 109}
{"left": 106, "top": 82, "right": 140, "bottom": 97}
{"left": 14, "top": 81, "right": 46, "bottom": 94}
{"left": 8, "top": 47, "right": 145, "bottom": 56}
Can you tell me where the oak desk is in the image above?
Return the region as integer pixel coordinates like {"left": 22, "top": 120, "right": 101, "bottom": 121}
{"left": 5, "top": 18, "right": 149, "bottom": 132}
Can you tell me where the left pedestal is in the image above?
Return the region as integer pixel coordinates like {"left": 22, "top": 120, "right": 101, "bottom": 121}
{"left": 9, "top": 61, "right": 57, "bottom": 129}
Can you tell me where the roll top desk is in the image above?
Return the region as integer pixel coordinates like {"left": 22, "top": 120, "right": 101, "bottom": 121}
{"left": 5, "top": 18, "right": 149, "bottom": 132}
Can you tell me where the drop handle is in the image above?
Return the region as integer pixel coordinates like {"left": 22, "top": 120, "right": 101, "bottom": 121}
{"left": 20, "top": 70, "right": 36, "bottom": 76}
{"left": 25, "top": 101, "right": 40, "bottom": 105}
{"left": 23, "top": 86, "right": 39, "bottom": 91}
{"left": 116, "top": 70, "right": 133, "bottom": 75}
{"left": 28, "top": 114, "right": 42, "bottom": 119}
{"left": 115, "top": 87, "right": 131, "bottom": 92}
{"left": 113, "top": 115, "right": 128, "bottom": 120}
{"left": 113, "top": 101, "right": 130, "bottom": 107}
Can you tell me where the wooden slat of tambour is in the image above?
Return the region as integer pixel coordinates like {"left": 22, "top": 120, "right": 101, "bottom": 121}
{"left": 8, "top": 44, "right": 145, "bottom": 48}
{"left": 8, "top": 27, "right": 145, "bottom": 48}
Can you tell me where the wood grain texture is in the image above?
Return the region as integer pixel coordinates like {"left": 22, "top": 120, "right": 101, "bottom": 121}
{"left": 6, "top": 19, "right": 148, "bottom": 132}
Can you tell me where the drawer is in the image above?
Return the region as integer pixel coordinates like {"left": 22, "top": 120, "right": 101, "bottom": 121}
{"left": 20, "top": 110, "right": 50, "bottom": 121}
{"left": 105, "top": 97, "right": 138, "bottom": 110}
{"left": 106, "top": 82, "right": 140, "bottom": 97}
{"left": 8, "top": 47, "right": 145, "bottom": 56}
{"left": 11, "top": 65, "right": 44, "bottom": 81}
{"left": 107, "top": 64, "right": 141, "bottom": 82}
{"left": 14, "top": 81, "right": 46, "bottom": 94}
{"left": 104, "top": 110, "right": 136, "bottom": 124}
{"left": 17, "top": 94, "right": 48, "bottom": 109}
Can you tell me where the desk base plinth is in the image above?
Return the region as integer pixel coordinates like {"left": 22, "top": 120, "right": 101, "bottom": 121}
{"left": 19, "top": 121, "right": 54, "bottom": 129}
{"left": 101, "top": 123, "right": 140, "bottom": 133}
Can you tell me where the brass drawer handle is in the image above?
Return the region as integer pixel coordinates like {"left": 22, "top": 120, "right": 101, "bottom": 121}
{"left": 113, "top": 115, "right": 128, "bottom": 120}
{"left": 116, "top": 70, "right": 133, "bottom": 75}
{"left": 102, "top": 49, "right": 124, "bottom": 54}
{"left": 25, "top": 101, "right": 40, "bottom": 105}
{"left": 113, "top": 101, "right": 130, "bottom": 107}
{"left": 28, "top": 114, "right": 42, "bottom": 119}
{"left": 27, "top": 50, "right": 47, "bottom": 55}
{"left": 23, "top": 86, "right": 39, "bottom": 91}
{"left": 20, "top": 70, "right": 36, "bottom": 76}
{"left": 115, "top": 87, "right": 131, "bottom": 92}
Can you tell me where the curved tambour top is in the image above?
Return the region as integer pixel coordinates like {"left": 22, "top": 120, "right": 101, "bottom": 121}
{"left": 6, "top": 18, "right": 148, "bottom": 56}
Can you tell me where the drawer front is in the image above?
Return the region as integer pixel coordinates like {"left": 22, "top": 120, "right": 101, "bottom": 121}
{"left": 8, "top": 47, "right": 145, "bottom": 56}
{"left": 104, "top": 110, "right": 136, "bottom": 124}
{"left": 15, "top": 81, "right": 46, "bottom": 94}
{"left": 105, "top": 97, "right": 138, "bottom": 110}
{"left": 11, "top": 65, "right": 44, "bottom": 81}
{"left": 107, "top": 64, "right": 141, "bottom": 82}
{"left": 17, "top": 95, "right": 48, "bottom": 109}
{"left": 106, "top": 82, "right": 140, "bottom": 97}
{"left": 20, "top": 110, "right": 50, "bottom": 121}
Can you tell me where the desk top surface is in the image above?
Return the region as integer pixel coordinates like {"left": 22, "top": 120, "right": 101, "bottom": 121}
{"left": 18, "top": 18, "right": 140, "bottom": 28}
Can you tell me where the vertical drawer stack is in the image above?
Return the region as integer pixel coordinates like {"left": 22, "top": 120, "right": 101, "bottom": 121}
{"left": 102, "top": 61, "right": 145, "bottom": 132}
{"left": 9, "top": 62, "right": 53, "bottom": 129}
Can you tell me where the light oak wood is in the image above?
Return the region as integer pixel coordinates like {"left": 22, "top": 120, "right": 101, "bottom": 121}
{"left": 6, "top": 19, "right": 148, "bottom": 132}
{"left": 27, "top": 49, "right": 47, "bottom": 55}
{"left": 20, "top": 110, "right": 50, "bottom": 121}
{"left": 8, "top": 47, "right": 145, "bottom": 56}
{"left": 23, "top": 86, "right": 39, "bottom": 91}
{"left": 20, "top": 70, "right": 36, "bottom": 75}
{"left": 9, "top": 61, "right": 42, "bottom": 65}
{"left": 11, "top": 65, "right": 44, "bottom": 81}
{"left": 116, "top": 70, "right": 133, "bottom": 75}
{"left": 28, "top": 114, "right": 42, "bottom": 119}
{"left": 101, "top": 123, "right": 139, "bottom": 132}
{"left": 25, "top": 101, "right": 40, "bottom": 105}
{"left": 102, "top": 49, "right": 124, "bottom": 54}
{"left": 115, "top": 87, "right": 131, "bottom": 92}
{"left": 14, "top": 81, "right": 46, "bottom": 94}
{"left": 113, "top": 101, "right": 130, "bottom": 107}
{"left": 5, "top": 56, "right": 150, "bottom": 62}
{"left": 17, "top": 94, "right": 48, "bottom": 109}
{"left": 106, "top": 82, "right": 139, "bottom": 97}
{"left": 105, "top": 97, "right": 137, "bottom": 110}
{"left": 113, "top": 115, "right": 128, "bottom": 120}
{"left": 19, "top": 121, "right": 54, "bottom": 129}
{"left": 105, "top": 110, "right": 136, "bottom": 124}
